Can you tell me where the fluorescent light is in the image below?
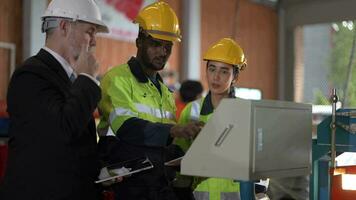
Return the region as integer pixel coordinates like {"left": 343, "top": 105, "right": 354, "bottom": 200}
{"left": 342, "top": 174, "right": 356, "bottom": 190}
{"left": 336, "top": 152, "right": 356, "bottom": 167}
{"left": 235, "top": 88, "right": 262, "bottom": 100}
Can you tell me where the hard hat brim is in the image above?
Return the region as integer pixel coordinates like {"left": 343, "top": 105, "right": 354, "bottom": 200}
{"left": 148, "top": 32, "right": 181, "bottom": 42}
{"left": 203, "top": 57, "right": 247, "bottom": 70}
{"left": 42, "top": 16, "right": 109, "bottom": 33}
{"left": 90, "top": 18, "right": 109, "bottom": 33}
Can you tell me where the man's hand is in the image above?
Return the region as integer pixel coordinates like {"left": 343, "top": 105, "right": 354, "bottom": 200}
{"left": 101, "top": 177, "right": 123, "bottom": 187}
{"left": 98, "top": 167, "right": 123, "bottom": 186}
{"left": 170, "top": 121, "right": 205, "bottom": 139}
{"left": 71, "top": 44, "right": 99, "bottom": 77}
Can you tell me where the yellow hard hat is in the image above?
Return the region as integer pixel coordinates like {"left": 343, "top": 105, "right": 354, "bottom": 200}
{"left": 203, "top": 38, "right": 247, "bottom": 70}
{"left": 133, "top": 1, "right": 181, "bottom": 42}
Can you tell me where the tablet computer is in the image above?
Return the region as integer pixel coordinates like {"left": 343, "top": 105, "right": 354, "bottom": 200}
{"left": 164, "top": 156, "right": 183, "bottom": 166}
{"left": 95, "top": 156, "right": 154, "bottom": 184}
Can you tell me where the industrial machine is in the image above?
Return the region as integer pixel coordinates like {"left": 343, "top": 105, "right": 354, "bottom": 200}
{"left": 311, "top": 89, "right": 356, "bottom": 200}
{"left": 180, "top": 98, "right": 312, "bottom": 199}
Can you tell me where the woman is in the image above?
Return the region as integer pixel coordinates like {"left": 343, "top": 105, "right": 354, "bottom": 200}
{"left": 174, "top": 38, "right": 247, "bottom": 200}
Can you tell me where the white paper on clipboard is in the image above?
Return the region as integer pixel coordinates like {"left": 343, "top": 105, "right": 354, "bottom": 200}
{"left": 164, "top": 156, "right": 184, "bottom": 166}
{"left": 95, "top": 157, "right": 154, "bottom": 184}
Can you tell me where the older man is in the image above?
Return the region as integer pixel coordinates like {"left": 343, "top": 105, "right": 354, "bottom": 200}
{"left": 0, "top": 0, "right": 108, "bottom": 199}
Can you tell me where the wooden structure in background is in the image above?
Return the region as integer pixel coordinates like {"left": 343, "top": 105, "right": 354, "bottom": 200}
{"left": 0, "top": 0, "right": 22, "bottom": 100}
{"left": 201, "top": 0, "right": 278, "bottom": 99}
{"left": 96, "top": 0, "right": 278, "bottom": 99}
{"left": 0, "top": 0, "right": 277, "bottom": 100}
{"left": 96, "top": 0, "right": 182, "bottom": 78}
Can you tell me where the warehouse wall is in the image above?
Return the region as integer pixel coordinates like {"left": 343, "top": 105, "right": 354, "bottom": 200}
{"left": 97, "top": 0, "right": 278, "bottom": 99}
{"left": 201, "top": 0, "right": 278, "bottom": 99}
{"left": 0, "top": 0, "right": 22, "bottom": 100}
{"left": 0, "top": 0, "right": 278, "bottom": 100}
{"left": 96, "top": 0, "right": 182, "bottom": 76}
{"left": 278, "top": 0, "right": 356, "bottom": 101}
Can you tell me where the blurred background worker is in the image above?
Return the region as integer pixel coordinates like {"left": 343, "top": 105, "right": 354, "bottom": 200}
{"left": 97, "top": 2, "right": 203, "bottom": 200}
{"left": 175, "top": 80, "right": 204, "bottom": 119}
{"left": 0, "top": 0, "right": 108, "bottom": 200}
{"left": 173, "top": 38, "right": 247, "bottom": 200}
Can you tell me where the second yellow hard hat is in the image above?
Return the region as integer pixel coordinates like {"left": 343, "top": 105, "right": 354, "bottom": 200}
{"left": 203, "top": 38, "right": 247, "bottom": 70}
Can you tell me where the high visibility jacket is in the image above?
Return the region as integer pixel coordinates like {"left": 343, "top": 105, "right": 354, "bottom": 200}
{"left": 175, "top": 92, "right": 241, "bottom": 200}
{"left": 99, "top": 58, "right": 176, "bottom": 138}
{"left": 98, "top": 57, "right": 176, "bottom": 136}
{"left": 97, "top": 57, "right": 177, "bottom": 187}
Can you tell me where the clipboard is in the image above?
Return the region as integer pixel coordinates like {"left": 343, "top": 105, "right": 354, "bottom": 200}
{"left": 95, "top": 157, "right": 154, "bottom": 184}
{"left": 164, "top": 156, "right": 183, "bottom": 166}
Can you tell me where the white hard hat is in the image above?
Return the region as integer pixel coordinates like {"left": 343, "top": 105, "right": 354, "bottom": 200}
{"left": 42, "top": 0, "right": 109, "bottom": 33}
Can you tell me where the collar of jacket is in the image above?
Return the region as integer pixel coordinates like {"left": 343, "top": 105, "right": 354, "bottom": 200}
{"left": 201, "top": 92, "right": 214, "bottom": 115}
{"left": 201, "top": 91, "right": 236, "bottom": 115}
{"left": 127, "top": 57, "right": 163, "bottom": 83}
{"left": 36, "top": 49, "right": 71, "bottom": 84}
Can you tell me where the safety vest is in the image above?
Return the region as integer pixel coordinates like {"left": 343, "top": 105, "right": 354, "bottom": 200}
{"left": 175, "top": 94, "right": 241, "bottom": 200}
{"left": 98, "top": 58, "right": 176, "bottom": 137}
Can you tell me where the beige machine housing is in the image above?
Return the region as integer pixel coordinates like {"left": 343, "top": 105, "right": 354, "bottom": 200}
{"left": 181, "top": 98, "right": 312, "bottom": 181}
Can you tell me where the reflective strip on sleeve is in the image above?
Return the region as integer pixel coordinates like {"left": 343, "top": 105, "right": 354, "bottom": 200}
{"left": 221, "top": 192, "right": 241, "bottom": 200}
{"left": 193, "top": 191, "right": 209, "bottom": 200}
{"left": 164, "top": 110, "right": 175, "bottom": 120}
{"left": 109, "top": 107, "right": 138, "bottom": 124}
{"left": 135, "top": 103, "right": 175, "bottom": 120}
{"left": 97, "top": 125, "right": 117, "bottom": 137}
{"left": 106, "top": 126, "right": 116, "bottom": 136}
{"left": 190, "top": 100, "right": 201, "bottom": 121}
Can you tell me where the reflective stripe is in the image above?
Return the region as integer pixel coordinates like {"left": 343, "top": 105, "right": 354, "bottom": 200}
{"left": 193, "top": 191, "right": 241, "bottom": 200}
{"left": 109, "top": 108, "right": 137, "bottom": 124}
{"left": 97, "top": 126, "right": 116, "bottom": 137}
{"left": 135, "top": 103, "right": 175, "bottom": 120}
{"left": 190, "top": 99, "right": 201, "bottom": 121}
{"left": 108, "top": 104, "right": 174, "bottom": 129}
{"left": 109, "top": 104, "right": 175, "bottom": 124}
{"left": 221, "top": 192, "right": 240, "bottom": 200}
{"left": 106, "top": 126, "right": 116, "bottom": 136}
{"left": 146, "top": 29, "right": 181, "bottom": 39}
{"left": 194, "top": 191, "right": 209, "bottom": 200}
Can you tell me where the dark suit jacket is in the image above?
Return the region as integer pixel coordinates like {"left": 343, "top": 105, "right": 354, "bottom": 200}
{"left": 0, "top": 49, "right": 102, "bottom": 200}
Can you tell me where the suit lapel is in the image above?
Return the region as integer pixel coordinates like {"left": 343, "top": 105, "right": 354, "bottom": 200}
{"left": 35, "top": 49, "right": 72, "bottom": 86}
